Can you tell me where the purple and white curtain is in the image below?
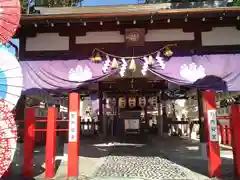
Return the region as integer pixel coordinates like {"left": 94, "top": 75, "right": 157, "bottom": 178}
{"left": 20, "top": 54, "right": 240, "bottom": 93}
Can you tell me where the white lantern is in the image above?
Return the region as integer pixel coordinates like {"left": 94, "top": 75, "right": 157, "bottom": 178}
{"left": 151, "top": 96, "right": 158, "bottom": 107}
{"left": 118, "top": 97, "right": 126, "bottom": 108}
{"left": 128, "top": 97, "right": 136, "bottom": 108}
{"left": 111, "top": 98, "right": 117, "bottom": 106}
{"left": 138, "top": 96, "right": 146, "bottom": 108}
{"left": 106, "top": 98, "right": 111, "bottom": 109}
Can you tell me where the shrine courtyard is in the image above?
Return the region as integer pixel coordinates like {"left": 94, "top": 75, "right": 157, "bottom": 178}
{"left": 4, "top": 136, "right": 233, "bottom": 180}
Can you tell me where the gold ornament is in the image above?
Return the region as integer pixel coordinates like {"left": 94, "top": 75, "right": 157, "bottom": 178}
{"left": 164, "top": 47, "right": 173, "bottom": 57}
{"left": 90, "top": 52, "right": 102, "bottom": 62}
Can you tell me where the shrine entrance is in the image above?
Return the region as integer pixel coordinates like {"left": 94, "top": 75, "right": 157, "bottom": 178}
{"left": 98, "top": 77, "right": 180, "bottom": 138}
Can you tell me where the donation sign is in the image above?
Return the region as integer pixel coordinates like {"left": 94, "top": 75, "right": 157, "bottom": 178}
{"left": 68, "top": 112, "right": 78, "bottom": 142}
{"left": 207, "top": 110, "right": 218, "bottom": 142}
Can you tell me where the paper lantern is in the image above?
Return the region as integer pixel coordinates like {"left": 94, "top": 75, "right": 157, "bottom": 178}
{"left": 118, "top": 97, "right": 126, "bottom": 108}
{"left": 0, "top": 0, "right": 21, "bottom": 44}
{"left": 106, "top": 98, "right": 111, "bottom": 109}
{"left": 138, "top": 96, "right": 146, "bottom": 108}
{"left": 80, "top": 96, "right": 92, "bottom": 117}
{"left": 128, "top": 97, "right": 136, "bottom": 108}
{"left": 0, "top": 48, "right": 23, "bottom": 110}
{"left": 112, "top": 98, "right": 117, "bottom": 106}
{"left": 150, "top": 96, "right": 158, "bottom": 107}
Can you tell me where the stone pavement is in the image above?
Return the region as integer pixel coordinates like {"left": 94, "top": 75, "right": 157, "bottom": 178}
{"left": 1, "top": 136, "right": 235, "bottom": 180}
{"left": 151, "top": 136, "right": 234, "bottom": 180}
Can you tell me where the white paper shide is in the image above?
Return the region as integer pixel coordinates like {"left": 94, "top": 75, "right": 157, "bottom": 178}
{"left": 208, "top": 109, "right": 218, "bottom": 142}
{"left": 68, "top": 111, "right": 78, "bottom": 142}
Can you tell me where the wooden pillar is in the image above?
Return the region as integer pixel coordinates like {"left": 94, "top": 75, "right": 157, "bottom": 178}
{"left": 23, "top": 108, "right": 35, "bottom": 178}
{"left": 230, "top": 104, "right": 240, "bottom": 178}
{"left": 102, "top": 93, "right": 107, "bottom": 137}
{"left": 157, "top": 94, "right": 163, "bottom": 136}
{"left": 198, "top": 90, "right": 205, "bottom": 142}
{"left": 99, "top": 91, "right": 103, "bottom": 134}
{"left": 202, "top": 90, "right": 221, "bottom": 178}
{"left": 67, "top": 92, "right": 80, "bottom": 178}
{"left": 144, "top": 96, "right": 148, "bottom": 130}
{"left": 45, "top": 107, "right": 57, "bottom": 179}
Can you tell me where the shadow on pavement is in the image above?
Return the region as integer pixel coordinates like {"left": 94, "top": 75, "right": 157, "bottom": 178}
{"left": 152, "top": 136, "right": 235, "bottom": 180}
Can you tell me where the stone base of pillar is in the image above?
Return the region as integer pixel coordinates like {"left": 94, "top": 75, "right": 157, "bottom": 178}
{"left": 199, "top": 142, "right": 208, "bottom": 160}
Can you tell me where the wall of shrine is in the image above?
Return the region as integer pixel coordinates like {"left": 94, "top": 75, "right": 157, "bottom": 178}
{"left": 201, "top": 27, "right": 240, "bottom": 46}
{"left": 26, "top": 33, "right": 69, "bottom": 51}
{"left": 24, "top": 26, "right": 240, "bottom": 52}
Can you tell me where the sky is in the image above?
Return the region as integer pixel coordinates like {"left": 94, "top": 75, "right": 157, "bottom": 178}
{"left": 81, "top": 0, "right": 138, "bottom": 6}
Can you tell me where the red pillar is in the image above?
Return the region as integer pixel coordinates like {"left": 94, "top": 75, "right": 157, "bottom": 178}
{"left": 202, "top": 90, "right": 222, "bottom": 178}
{"left": 220, "top": 125, "right": 226, "bottom": 145}
{"left": 67, "top": 92, "right": 80, "bottom": 178}
{"left": 226, "top": 125, "right": 231, "bottom": 146}
{"left": 45, "top": 107, "right": 57, "bottom": 179}
{"left": 230, "top": 104, "right": 240, "bottom": 178}
{"left": 23, "top": 108, "right": 35, "bottom": 178}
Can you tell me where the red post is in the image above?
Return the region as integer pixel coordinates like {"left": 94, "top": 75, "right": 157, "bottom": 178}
{"left": 23, "top": 108, "right": 35, "bottom": 178}
{"left": 45, "top": 107, "right": 57, "bottom": 179}
{"left": 220, "top": 125, "right": 226, "bottom": 145}
{"left": 68, "top": 92, "right": 80, "bottom": 177}
{"left": 217, "top": 125, "right": 221, "bottom": 144}
{"left": 226, "top": 125, "right": 231, "bottom": 146}
{"left": 202, "top": 90, "right": 222, "bottom": 178}
{"left": 230, "top": 104, "right": 240, "bottom": 178}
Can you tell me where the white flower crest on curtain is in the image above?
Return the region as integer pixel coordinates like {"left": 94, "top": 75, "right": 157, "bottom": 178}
{"left": 68, "top": 65, "right": 93, "bottom": 82}
{"left": 180, "top": 62, "right": 206, "bottom": 82}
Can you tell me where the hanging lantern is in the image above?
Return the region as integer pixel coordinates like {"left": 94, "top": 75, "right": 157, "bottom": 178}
{"left": 106, "top": 98, "right": 111, "bottom": 109}
{"left": 111, "top": 58, "right": 119, "bottom": 68}
{"left": 148, "top": 55, "right": 154, "bottom": 65}
{"left": 138, "top": 96, "right": 146, "bottom": 108}
{"left": 164, "top": 47, "right": 173, "bottom": 57}
{"left": 128, "top": 97, "right": 136, "bottom": 108}
{"left": 111, "top": 98, "right": 117, "bottom": 106}
{"left": 118, "top": 97, "right": 126, "bottom": 108}
{"left": 151, "top": 96, "right": 158, "bottom": 107}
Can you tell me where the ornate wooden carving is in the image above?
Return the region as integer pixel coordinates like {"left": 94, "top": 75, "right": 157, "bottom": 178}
{"left": 125, "top": 28, "right": 145, "bottom": 47}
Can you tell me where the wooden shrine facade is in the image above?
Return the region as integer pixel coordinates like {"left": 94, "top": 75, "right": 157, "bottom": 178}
{"left": 17, "top": 5, "right": 240, "bottom": 60}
